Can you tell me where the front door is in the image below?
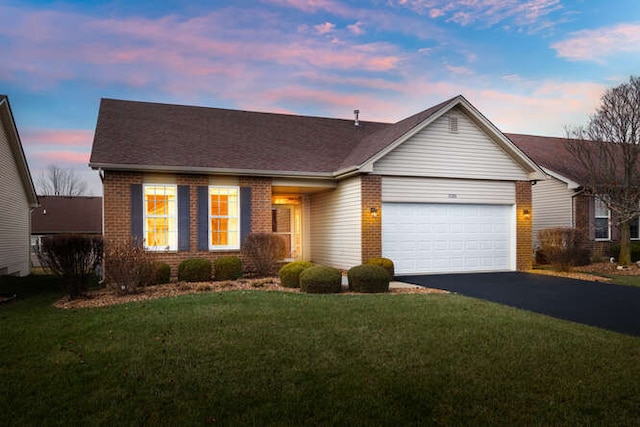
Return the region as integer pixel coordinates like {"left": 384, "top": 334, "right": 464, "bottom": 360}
{"left": 272, "top": 201, "right": 302, "bottom": 261}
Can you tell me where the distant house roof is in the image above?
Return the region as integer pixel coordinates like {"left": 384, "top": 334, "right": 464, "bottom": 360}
{"left": 31, "top": 196, "right": 102, "bottom": 234}
{"left": 90, "top": 95, "right": 543, "bottom": 180}
{"left": 0, "top": 95, "right": 38, "bottom": 207}
{"left": 507, "top": 133, "right": 589, "bottom": 187}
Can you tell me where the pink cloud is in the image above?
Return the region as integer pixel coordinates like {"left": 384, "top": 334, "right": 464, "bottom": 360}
{"left": 552, "top": 24, "right": 640, "bottom": 62}
{"left": 347, "top": 21, "right": 365, "bottom": 35}
{"left": 315, "top": 22, "right": 335, "bottom": 34}
{"left": 395, "top": 0, "right": 564, "bottom": 33}
{"left": 21, "top": 129, "right": 94, "bottom": 148}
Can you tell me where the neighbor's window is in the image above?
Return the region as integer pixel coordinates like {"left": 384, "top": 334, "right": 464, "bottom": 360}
{"left": 594, "top": 197, "right": 610, "bottom": 241}
{"left": 144, "top": 184, "right": 177, "bottom": 250}
{"left": 209, "top": 186, "right": 239, "bottom": 250}
{"left": 631, "top": 217, "right": 640, "bottom": 240}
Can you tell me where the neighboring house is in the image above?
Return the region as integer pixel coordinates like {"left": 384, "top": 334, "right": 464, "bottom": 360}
{"left": 30, "top": 196, "right": 103, "bottom": 267}
{"left": 89, "top": 95, "right": 544, "bottom": 276}
{"left": 508, "top": 133, "right": 617, "bottom": 255}
{"left": 0, "top": 95, "right": 39, "bottom": 277}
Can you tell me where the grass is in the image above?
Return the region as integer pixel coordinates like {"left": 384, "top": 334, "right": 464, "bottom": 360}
{"left": 2, "top": 275, "right": 640, "bottom": 425}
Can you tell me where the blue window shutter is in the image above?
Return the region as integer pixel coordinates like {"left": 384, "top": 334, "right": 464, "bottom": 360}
{"left": 130, "top": 184, "right": 143, "bottom": 244}
{"left": 178, "top": 185, "right": 190, "bottom": 251}
{"left": 240, "top": 187, "right": 252, "bottom": 246}
{"left": 197, "top": 186, "right": 209, "bottom": 251}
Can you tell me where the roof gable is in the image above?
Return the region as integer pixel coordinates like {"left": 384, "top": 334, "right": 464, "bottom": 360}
{"left": 0, "top": 95, "right": 38, "bottom": 207}
{"left": 372, "top": 105, "right": 533, "bottom": 181}
{"left": 358, "top": 95, "right": 544, "bottom": 180}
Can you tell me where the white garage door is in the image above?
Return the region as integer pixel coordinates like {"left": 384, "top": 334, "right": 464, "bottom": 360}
{"left": 382, "top": 203, "right": 514, "bottom": 275}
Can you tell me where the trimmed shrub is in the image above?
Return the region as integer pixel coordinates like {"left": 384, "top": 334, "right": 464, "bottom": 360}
{"left": 299, "top": 265, "right": 342, "bottom": 294}
{"left": 279, "top": 261, "right": 314, "bottom": 288}
{"left": 348, "top": 264, "right": 390, "bottom": 293}
{"left": 178, "top": 258, "right": 212, "bottom": 282}
{"left": 537, "top": 227, "right": 591, "bottom": 271}
{"left": 104, "top": 239, "right": 155, "bottom": 295}
{"left": 366, "top": 257, "right": 395, "bottom": 279}
{"left": 214, "top": 256, "right": 243, "bottom": 281}
{"left": 152, "top": 262, "right": 171, "bottom": 285}
{"left": 241, "top": 233, "right": 286, "bottom": 277}
{"left": 37, "top": 234, "right": 103, "bottom": 299}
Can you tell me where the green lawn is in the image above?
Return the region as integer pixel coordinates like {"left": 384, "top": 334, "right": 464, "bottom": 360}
{"left": 2, "top": 275, "right": 640, "bottom": 426}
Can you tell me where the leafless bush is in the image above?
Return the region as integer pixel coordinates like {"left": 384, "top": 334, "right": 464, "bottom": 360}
{"left": 104, "top": 239, "right": 155, "bottom": 295}
{"left": 537, "top": 228, "right": 591, "bottom": 272}
{"left": 37, "top": 234, "right": 103, "bottom": 299}
{"left": 241, "top": 233, "right": 286, "bottom": 277}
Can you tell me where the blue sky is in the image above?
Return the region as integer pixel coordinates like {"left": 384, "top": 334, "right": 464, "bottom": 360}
{"left": 3, "top": 0, "right": 640, "bottom": 195}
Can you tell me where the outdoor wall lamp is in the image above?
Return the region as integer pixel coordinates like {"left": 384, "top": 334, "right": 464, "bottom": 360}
{"left": 370, "top": 207, "right": 378, "bottom": 217}
{"left": 523, "top": 209, "right": 530, "bottom": 219}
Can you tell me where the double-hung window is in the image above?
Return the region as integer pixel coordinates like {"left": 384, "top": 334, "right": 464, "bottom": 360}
{"left": 594, "top": 197, "right": 611, "bottom": 241}
{"left": 209, "top": 186, "right": 239, "bottom": 250}
{"left": 144, "top": 184, "right": 177, "bottom": 250}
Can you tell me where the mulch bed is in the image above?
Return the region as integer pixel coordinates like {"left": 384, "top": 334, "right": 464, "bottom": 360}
{"left": 54, "top": 278, "right": 446, "bottom": 310}
{"left": 529, "top": 262, "right": 640, "bottom": 282}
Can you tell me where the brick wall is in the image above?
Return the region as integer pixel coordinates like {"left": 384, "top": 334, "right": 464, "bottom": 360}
{"left": 516, "top": 181, "right": 533, "bottom": 271}
{"left": 239, "top": 176, "right": 272, "bottom": 233}
{"left": 361, "top": 174, "right": 382, "bottom": 263}
{"left": 103, "top": 171, "right": 273, "bottom": 278}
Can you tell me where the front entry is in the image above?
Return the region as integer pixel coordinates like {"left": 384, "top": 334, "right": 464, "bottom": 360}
{"left": 272, "top": 197, "right": 302, "bottom": 261}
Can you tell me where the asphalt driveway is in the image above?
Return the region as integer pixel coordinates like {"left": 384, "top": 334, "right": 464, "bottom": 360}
{"left": 396, "top": 272, "right": 640, "bottom": 337}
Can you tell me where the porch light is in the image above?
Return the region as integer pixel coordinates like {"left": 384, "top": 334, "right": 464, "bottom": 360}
{"left": 523, "top": 209, "right": 530, "bottom": 219}
{"left": 370, "top": 207, "right": 378, "bottom": 217}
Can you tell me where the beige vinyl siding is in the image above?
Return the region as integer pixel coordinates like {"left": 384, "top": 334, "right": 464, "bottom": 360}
{"left": 0, "top": 121, "right": 31, "bottom": 276}
{"left": 309, "top": 176, "right": 361, "bottom": 269}
{"left": 532, "top": 175, "right": 574, "bottom": 245}
{"left": 382, "top": 177, "right": 515, "bottom": 204}
{"left": 373, "top": 107, "right": 528, "bottom": 181}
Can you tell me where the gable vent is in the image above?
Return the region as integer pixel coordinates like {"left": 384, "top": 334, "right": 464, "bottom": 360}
{"left": 448, "top": 116, "right": 458, "bottom": 133}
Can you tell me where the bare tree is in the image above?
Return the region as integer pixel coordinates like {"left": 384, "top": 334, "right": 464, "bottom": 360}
{"left": 566, "top": 76, "right": 640, "bottom": 265}
{"left": 36, "top": 164, "right": 87, "bottom": 196}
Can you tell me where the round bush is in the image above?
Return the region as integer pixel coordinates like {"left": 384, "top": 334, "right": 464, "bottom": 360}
{"left": 299, "top": 265, "right": 342, "bottom": 294}
{"left": 348, "top": 264, "right": 390, "bottom": 293}
{"left": 178, "top": 258, "right": 212, "bottom": 282}
{"left": 279, "top": 261, "right": 315, "bottom": 288}
{"left": 214, "top": 256, "right": 243, "bottom": 281}
{"left": 152, "top": 262, "right": 171, "bottom": 285}
{"left": 366, "top": 257, "right": 395, "bottom": 279}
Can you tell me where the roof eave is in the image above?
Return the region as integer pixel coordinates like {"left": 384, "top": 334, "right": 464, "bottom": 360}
{"left": 542, "top": 167, "right": 581, "bottom": 189}
{"left": 89, "top": 162, "right": 337, "bottom": 181}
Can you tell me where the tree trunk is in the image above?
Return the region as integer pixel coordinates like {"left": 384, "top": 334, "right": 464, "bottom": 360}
{"left": 619, "top": 221, "right": 632, "bottom": 266}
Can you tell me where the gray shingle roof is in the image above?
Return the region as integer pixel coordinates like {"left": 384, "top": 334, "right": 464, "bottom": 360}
{"left": 31, "top": 196, "right": 102, "bottom": 234}
{"left": 90, "top": 98, "right": 393, "bottom": 175}
{"left": 506, "top": 133, "right": 587, "bottom": 184}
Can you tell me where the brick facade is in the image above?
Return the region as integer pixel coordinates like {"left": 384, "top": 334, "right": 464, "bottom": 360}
{"left": 516, "top": 181, "right": 533, "bottom": 271}
{"left": 360, "top": 175, "right": 382, "bottom": 263}
{"left": 103, "top": 171, "right": 273, "bottom": 278}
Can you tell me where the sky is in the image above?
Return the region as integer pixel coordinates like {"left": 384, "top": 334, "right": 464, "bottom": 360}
{"left": 3, "top": 0, "right": 640, "bottom": 196}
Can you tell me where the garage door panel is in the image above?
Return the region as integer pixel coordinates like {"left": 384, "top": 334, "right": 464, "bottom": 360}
{"left": 383, "top": 203, "right": 514, "bottom": 275}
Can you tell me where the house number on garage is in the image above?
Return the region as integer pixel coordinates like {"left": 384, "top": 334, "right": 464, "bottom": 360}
{"left": 448, "top": 194, "right": 458, "bottom": 199}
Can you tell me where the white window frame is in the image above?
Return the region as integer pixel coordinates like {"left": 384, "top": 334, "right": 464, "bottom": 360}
{"left": 143, "top": 184, "right": 178, "bottom": 251}
{"left": 594, "top": 197, "right": 611, "bottom": 241}
{"left": 208, "top": 186, "right": 240, "bottom": 251}
{"left": 631, "top": 217, "right": 640, "bottom": 240}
